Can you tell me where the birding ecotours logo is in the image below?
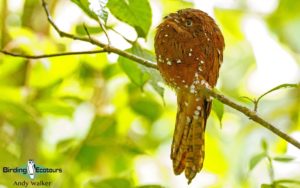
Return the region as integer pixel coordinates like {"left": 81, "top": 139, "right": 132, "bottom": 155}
{"left": 2, "top": 159, "right": 63, "bottom": 180}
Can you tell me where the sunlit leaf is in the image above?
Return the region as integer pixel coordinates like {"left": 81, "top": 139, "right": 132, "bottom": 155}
{"left": 212, "top": 99, "right": 224, "bottom": 126}
{"left": 0, "top": 56, "right": 25, "bottom": 79}
{"left": 89, "top": 0, "right": 109, "bottom": 23}
{"left": 35, "top": 99, "right": 75, "bottom": 116}
{"left": 107, "top": 0, "right": 152, "bottom": 38}
{"left": 0, "top": 101, "right": 36, "bottom": 126}
{"left": 249, "top": 152, "right": 266, "bottom": 171}
{"left": 75, "top": 25, "right": 103, "bottom": 36}
{"left": 56, "top": 138, "right": 78, "bottom": 154}
{"left": 261, "top": 184, "right": 272, "bottom": 188}
{"left": 261, "top": 139, "right": 268, "bottom": 151}
{"left": 87, "top": 116, "right": 117, "bottom": 140}
{"left": 28, "top": 56, "right": 79, "bottom": 88}
{"left": 273, "top": 156, "right": 295, "bottom": 163}
{"left": 71, "top": 0, "right": 98, "bottom": 20}
{"left": 262, "top": 183, "right": 289, "bottom": 188}
{"left": 0, "top": 86, "right": 23, "bottom": 103}
{"left": 275, "top": 179, "right": 300, "bottom": 186}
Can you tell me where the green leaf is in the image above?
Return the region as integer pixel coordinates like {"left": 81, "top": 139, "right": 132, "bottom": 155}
{"left": 75, "top": 25, "right": 103, "bottom": 36}
{"left": 261, "top": 139, "right": 268, "bottom": 151}
{"left": 35, "top": 99, "right": 75, "bottom": 116}
{"left": 273, "top": 156, "right": 295, "bottom": 163}
{"left": 249, "top": 152, "right": 266, "bottom": 171}
{"left": 88, "top": 178, "right": 133, "bottom": 188}
{"left": 71, "top": 0, "right": 98, "bottom": 20}
{"left": 107, "top": 0, "right": 152, "bottom": 38}
{"left": 0, "top": 101, "right": 36, "bottom": 126}
{"left": 261, "top": 184, "right": 272, "bottom": 188}
{"left": 129, "top": 44, "right": 164, "bottom": 99}
{"left": 212, "top": 99, "right": 224, "bottom": 126}
{"left": 56, "top": 138, "right": 78, "bottom": 153}
{"left": 275, "top": 179, "right": 300, "bottom": 186}
{"left": 130, "top": 96, "right": 162, "bottom": 121}
{"left": 89, "top": 0, "right": 109, "bottom": 22}
{"left": 71, "top": 0, "right": 109, "bottom": 22}
{"left": 0, "top": 56, "right": 25, "bottom": 79}
{"left": 118, "top": 48, "right": 150, "bottom": 88}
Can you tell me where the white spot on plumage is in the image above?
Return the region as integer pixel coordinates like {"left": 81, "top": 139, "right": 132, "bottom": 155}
{"left": 200, "top": 60, "right": 204, "bottom": 64}
{"left": 165, "top": 34, "right": 168, "bottom": 37}
{"left": 201, "top": 80, "right": 211, "bottom": 89}
{"left": 190, "top": 84, "right": 196, "bottom": 94}
{"left": 188, "top": 52, "right": 192, "bottom": 56}
{"left": 197, "top": 106, "right": 201, "bottom": 111}
{"left": 167, "top": 61, "right": 172, "bottom": 65}
{"left": 177, "top": 59, "right": 182, "bottom": 64}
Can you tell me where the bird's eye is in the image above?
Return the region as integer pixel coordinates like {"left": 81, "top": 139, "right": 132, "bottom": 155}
{"left": 185, "top": 19, "right": 193, "bottom": 26}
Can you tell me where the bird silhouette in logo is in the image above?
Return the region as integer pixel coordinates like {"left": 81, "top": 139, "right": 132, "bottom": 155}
{"left": 27, "top": 160, "right": 36, "bottom": 179}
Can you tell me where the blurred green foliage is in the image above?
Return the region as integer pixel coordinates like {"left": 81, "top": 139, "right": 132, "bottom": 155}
{"left": 0, "top": 0, "right": 299, "bottom": 188}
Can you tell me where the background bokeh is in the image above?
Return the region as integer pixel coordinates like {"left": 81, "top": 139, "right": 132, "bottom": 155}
{"left": 0, "top": 0, "right": 300, "bottom": 187}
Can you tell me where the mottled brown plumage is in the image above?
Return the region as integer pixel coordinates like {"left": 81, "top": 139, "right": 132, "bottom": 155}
{"left": 154, "top": 8, "right": 225, "bottom": 183}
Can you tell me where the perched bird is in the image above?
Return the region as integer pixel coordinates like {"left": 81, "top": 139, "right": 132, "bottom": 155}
{"left": 154, "top": 8, "right": 225, "bottom": 183}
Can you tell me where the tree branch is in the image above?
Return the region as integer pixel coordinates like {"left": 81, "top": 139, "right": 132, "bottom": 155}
{"left": 202, "top": 87, "right": 300, "bottom": 149}
{"left": 41, "top": 0, "right": 157, "bottom": 69}
{"left": 2, "top": 0, "right": 299, "bottom": 150}
{"left": 0, "top": 50, "right": 107, "bottom": 59}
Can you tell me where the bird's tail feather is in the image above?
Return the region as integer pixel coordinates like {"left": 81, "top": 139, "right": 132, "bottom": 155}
{"left": 171, "top": 91, "right": 208, "bottom": 183}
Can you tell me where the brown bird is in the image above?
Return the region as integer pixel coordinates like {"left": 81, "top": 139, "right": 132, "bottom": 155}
{"left": 154, "top": 8, "right": 225, "bottom": 183}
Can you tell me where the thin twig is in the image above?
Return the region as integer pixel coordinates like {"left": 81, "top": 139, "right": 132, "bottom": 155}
{"left": 256, "top": 83, "right": 299, "bottom": 110}
{"left": 0, "top": 49, "right": 107, "bottom": 59}
{"left": 109, "top": 27, "right": 135, "bottom": 44}
{"left": 83, "top": 23, "right": 93, "bottom": 42}
{"left": 97, "top": 18, "right": 110, "bottom": 45}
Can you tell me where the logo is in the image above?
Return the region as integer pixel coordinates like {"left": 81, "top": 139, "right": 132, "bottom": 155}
{"left": 2, "top": 159, "right": 63, "bottom": 187}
